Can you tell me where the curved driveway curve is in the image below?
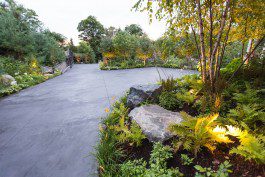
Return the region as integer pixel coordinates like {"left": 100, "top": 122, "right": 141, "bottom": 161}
{"left": 0, "top": 64, "right": 197, "bottom": 177}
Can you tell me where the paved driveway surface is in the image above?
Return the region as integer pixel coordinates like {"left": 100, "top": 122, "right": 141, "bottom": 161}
{"left": 0, "top": 64, "right": 197, "bottom": 177}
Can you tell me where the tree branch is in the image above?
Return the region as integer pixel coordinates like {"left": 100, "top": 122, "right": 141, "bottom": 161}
{"left": 228, "top": 36, "right": 265, "bottom": 82}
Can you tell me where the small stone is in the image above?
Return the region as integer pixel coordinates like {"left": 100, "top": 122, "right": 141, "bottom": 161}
{"left": 129, "top": 104, "right": 183, "bottom": 142}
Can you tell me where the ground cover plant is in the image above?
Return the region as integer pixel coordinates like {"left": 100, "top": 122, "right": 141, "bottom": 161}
{"left": 97, "top": 55, "right": 265, "bottom": 176}
{"left": 0, "top": 57, "right": 61, "bottom": 97}
{"left": 94, "top": 0, "right": 265, "bottom": 175}
{"left": 0, "top": 0, "right": 67, "bottom": 97}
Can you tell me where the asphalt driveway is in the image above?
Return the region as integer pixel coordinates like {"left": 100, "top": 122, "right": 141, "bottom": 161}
{"left": 0, "top": 64, "right": 197, "bottom": 177}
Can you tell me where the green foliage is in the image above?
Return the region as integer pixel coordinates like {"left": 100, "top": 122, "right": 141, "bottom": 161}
{"left": 0, "top": 84, "right": 22, "bottom": 97}
{"left": 161, "top": 77, "right": 177, "bottom": 92}
{"left": 220, "top": 58, "right": 242, "bottom": 77}
{"left": 100, "top": 37, "right": 114, "bottom": 55}
{"left": 176, "top": 74, "right": 202, "bottom": 91}
{"left": 159, "top": 92, "right": 179, "bottom": 111}
{"left": 194, "top": 161, "right": 232, "bottom": 177}
{"left": 0, "top": 57, "right": 30, "bottom": 76}
{"left": 180, "top": 154, "right": 194, "bottom": 165}
{"left": 0, "top": 1, "right": 65, "bottom": 65}
{"left": 96, "top": 99, "right": 129, "bottom": 176}
{"left": 120, "top": 142, "right": 183, "bottom": 177}
{"left": 77, "top": 15, "right": 105, "bottom": 61}
{"left": 176, "top": 89, "right": 196, "bottom": 107}
{"left": 227, "top": 128, "right": 265, "bottom": 164}
{"left": 169, "top": 113, "right": 232, "bottom": 156}
{"left": 112, "top": 116, "right": 146, "bottom": 147}
{"left": 113, "top": 31, "right": 139, "bottom": 60}
{"left": 226, "top": 85, "right": 265, "bottom": 132}
{"left": 96, "top": 126, "right": 124, "bottom": 177}
{"left": 125, "top": 24, "right": 144, "bottom": 36}
{"left": 104, "top": 101, "right": 129, "bottom": 126}
{"left": 75, "top": 42, "right": 95, "bottom": 63}
{"left": 228, "top": 104, "right": 265, "bottom": 131}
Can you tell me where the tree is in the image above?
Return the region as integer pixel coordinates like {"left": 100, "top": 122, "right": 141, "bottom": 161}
{"left": 77, "top": 16, "right": 105, "bottom": 61}
{"left": 76, "top": 41, "right": 95, "bottom": 63}
{"left": 100, "top": 37, "right": 115, "bottom": 60}
{"left": 136, "top": 36, "right": 154, "bottom": 65}
{"left": 134, "top": 0, "right": 265, "bottom": 94}
{"left": 125, "top": 24, "right": 144, "bottom": 36}
{"left": 105, "top": 26, "right": 119, "bottom": 38}
{"left": 0, "top": 0, "right": 65, "bottom": 65}
{"left": 113, "top": 31, "right": 139, "bottom": 60}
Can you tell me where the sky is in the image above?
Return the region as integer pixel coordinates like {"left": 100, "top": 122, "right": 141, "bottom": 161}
{"left": 16, "top": 0, "right": 167, "bottom": 45}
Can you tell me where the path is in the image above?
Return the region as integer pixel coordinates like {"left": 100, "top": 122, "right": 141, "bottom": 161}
{"left": 0, "top": 64, "right": 197, "bottom": 177}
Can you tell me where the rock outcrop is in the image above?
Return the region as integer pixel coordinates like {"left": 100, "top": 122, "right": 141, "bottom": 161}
{"left": 0, "top": 74, "right": 17, "bottom": 86}
{"left": 129, "top": 104, "right": 183, "bottom": 142}
{"left": 126, "top": 84, "right": 162, "bottom": 108}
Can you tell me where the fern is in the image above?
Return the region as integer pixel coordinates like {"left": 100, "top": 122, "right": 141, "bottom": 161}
{"left": 233, "top": 84, "right": 260, "bottom": 105}
{"left": 169, "top": 113, "right": 232, "bottom": 156}
{"left": 228, "top": 128, "right": 265, "bottom": 164}
{"left": 112, "top": 116, "right": 146, "bottom": 147}
{"left": 228, "top": 104, "right": 265, "bottom": 130}
{"left": 161, "top": 77, "right": 177, "bottom": 92}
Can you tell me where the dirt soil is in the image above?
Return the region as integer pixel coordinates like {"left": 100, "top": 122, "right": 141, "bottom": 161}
{"left": 122, "top": 139, "right": 265, "bottom": 177}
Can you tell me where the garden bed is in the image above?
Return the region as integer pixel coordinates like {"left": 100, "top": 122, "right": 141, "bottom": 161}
{"left": 96, "top": 59, "right": 265, "bottom": 177}
{"left": 99, "top": 60, "right": 197, "bottom": 71}
{"left": 0, "top": 57, "right": 63, "bottom": 98}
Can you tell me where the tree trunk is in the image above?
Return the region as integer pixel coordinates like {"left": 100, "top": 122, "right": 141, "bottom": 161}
{"left": 216, "top": 18, "right": 232, "bottom": 79}
{"left": 191, "top": 25, "right": 202, "bottom": 75}
{"left": 209, "top": 0, "right": 214, "bottom": 86}
{"left": 196, "top": 0, "right": 207, "bottom": 83}
{"left": 210, "top": 0, "right": 230, "bottom": 91}
{"left": 244, "top": 39, "right": 253, "bottom": 64}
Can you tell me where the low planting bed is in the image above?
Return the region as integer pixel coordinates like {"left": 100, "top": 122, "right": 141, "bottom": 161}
{"left": 99, "top": 58, "right": 197, "bottom": 71}
{"left": 0, "top": 57, "right": 63, "bottom": 97}
{"left": 96, "top": 71, "right": 265, "bottom": 176}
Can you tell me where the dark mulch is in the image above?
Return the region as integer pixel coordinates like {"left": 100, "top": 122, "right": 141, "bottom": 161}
{"left": 121, "top": 139, "right": 265, "bottom": 177}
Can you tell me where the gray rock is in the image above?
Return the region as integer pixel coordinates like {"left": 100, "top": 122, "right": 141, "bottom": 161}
{"left": 55, "top": 61, "right": 69, "bottom": 73}
{"left": 129, "top": 105, "right": 183, "bottom": 142}
{"left": 126, "top": 84, "right": 162, "bottom": 108}
{"left": 0, "top": 74, "right": 17, "bottom": 86}
{"left": 41, "top": 66, "right": 54, "bottom": 74}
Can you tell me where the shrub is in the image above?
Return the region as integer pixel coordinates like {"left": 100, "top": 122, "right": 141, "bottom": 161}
{"left": 161, "top": 77, "right": 177, "bottom": 92}
{"left": 227, "top": 85, "right": 265, "bottom": 131}
{"left": 226, "top": 126, "right": 265, "bottom": 164}
{"left": 75, "top": 42, "right": 95, "bottom": 63}
{"left": 113, "top": 31, "right": 139, "bottom": 60}
{"left": 112, "top": 116, "right": 146, "bottom": 147}
{"left": 0, "top": 57, "right": 30, "bottom": 76}
{"left": 169, "top": 113, "right": 232, "bottom": 156}
{"left": 0, "top": 1, "right": 65, "bottom": 65}
{"left": 176, "top": 89, "right": 196, "bottom": 108}
{"left": 159, "top": 92, "right": 179, "bottom": 110}
{"left": 120, "top": 142, "right": 183, "bottom": 177}
{"left": 220, "top": 58, "right": 241, "bottom": 77}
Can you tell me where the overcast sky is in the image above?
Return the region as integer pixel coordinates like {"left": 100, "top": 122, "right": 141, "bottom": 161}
{"left": 16, "top": 0, "right": 166, "bottom": 44}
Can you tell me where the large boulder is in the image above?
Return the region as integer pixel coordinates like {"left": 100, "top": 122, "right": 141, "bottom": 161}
{"left": 0, "top": 74, "right": 17, "bottom": 86}
{"left": 129, "top": 105, "right": 183, "bottom": 142}
{"left": 126, "top": 84, "right": 162, "bottom": 108}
